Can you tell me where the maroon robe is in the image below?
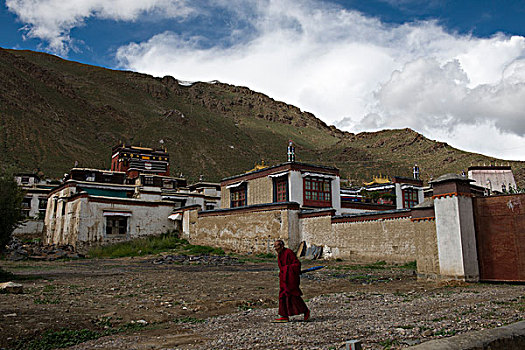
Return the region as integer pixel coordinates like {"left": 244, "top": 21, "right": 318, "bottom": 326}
{"left": 278, "top": 247, "right": 308, "bottom": 317}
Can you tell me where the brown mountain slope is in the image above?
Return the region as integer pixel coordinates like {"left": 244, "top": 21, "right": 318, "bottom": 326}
{"left": 1, "top": 48, "right": 523, "bottom": 186}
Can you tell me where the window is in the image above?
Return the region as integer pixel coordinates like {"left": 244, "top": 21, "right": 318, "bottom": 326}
{"left": 38, "top": 198, "right": 48, "bottom": 210}
{"left": 230, "top": 185, "right": 247, "bottom": 208}
{"left": 106, "top": 216, "right": 128, "bottom": 235}
{"left": 21, "top": 197, "right": 31, "bottom": 218}
{"left": 274, "top": 177, "right": 288, "bottom": 202}
{"left": 303, "top": 177, "right": 331, "bottom": 207}
{"left": 38, "top": 198, "right": 48, "bottom": 217}
{"left": 402, "top": 189, "right": 419, "bottom": 208}
{"left": 163, "top": 179, "right": 174, "bottom": 189}
{"left": 144, "top": 176, "right": 154, "bottom": 186}
{"left": 21, "top": 197, "right": 31, "bottom": 209}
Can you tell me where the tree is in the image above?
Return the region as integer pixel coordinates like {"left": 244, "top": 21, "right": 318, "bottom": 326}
{"left": 0, "top": 173, "right": 24, "bottom": 252}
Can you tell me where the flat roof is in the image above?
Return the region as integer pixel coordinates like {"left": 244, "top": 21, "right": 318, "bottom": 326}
{"left": 221, "top": 161, "right": 339, "bottom": 184}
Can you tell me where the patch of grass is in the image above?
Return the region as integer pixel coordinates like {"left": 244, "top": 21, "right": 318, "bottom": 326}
{"left": 174, "top": 317, "right": 205, "bottom": 324}
{"left": 398, "top": 261, "right": 417, "bottom": 269}
{"left": 12, "top": 329, "right": 103, "bottom": 350}
{"left": 255, "top": 253, "right": 275, "bottom": 259}
{"left": 330, "top": 260, "right": 391, "bottom": 271}
{"left": 433, "top": 329, "right": 457, "bottom": 337}
{"left": 11, "top": 323, "right": 148, "bottom": 350}
{"left": 348, "top": 274, "right": 369, "bottom": 281}
{"left": 88, "top": 232, "right": 185, "bottom": 258}
{"left": 379, "top": 338, "right": 400, "bottom": 349}
{"left": 364, "top": 261, "right": 388, "bottom": 269}
{"left": 87, "top": 231, "right": 227, "bottom": 258}
{"left": 460, "top": 308, "right": 475, "bottom": 315}
{"left": 42, "top": 285, "right": 56, "bottom": 293}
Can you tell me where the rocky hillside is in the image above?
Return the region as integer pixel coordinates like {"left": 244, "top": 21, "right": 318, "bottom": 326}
{"left": 1, "top": 48, "right": 523, "bottom": 186}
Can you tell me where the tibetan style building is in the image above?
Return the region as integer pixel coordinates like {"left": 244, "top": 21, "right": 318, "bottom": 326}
{"left": 111, "top": 144, "right": 170, "bottom": 179}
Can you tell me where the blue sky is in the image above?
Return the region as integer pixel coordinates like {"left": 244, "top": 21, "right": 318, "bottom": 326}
{"left": 2, "top": 0, "right": 525, "bottom": 161}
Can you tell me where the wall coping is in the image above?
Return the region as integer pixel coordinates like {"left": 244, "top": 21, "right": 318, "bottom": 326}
{"left": 332, "top": 209, "right": 411, "bottom": 223}
{"left": 172, "top": 204, "right": 202, "bottom": 213}
{"left": 196, "top": 202, "right": 301, "bottom": 217}
{"left": 433, "top": 192, "right": 473, "bottom": 199}
{"left": 299, "top": 208, "right": 336, "bottom": 218}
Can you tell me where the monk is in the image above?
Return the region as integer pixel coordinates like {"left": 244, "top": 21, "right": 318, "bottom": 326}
{"left": 273, "top": 239, "right": 310, "bottom": 322}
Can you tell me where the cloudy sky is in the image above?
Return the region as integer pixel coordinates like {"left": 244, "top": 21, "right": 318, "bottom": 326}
{"left": 3, "top": 0, "right": 525, "bottom": 160}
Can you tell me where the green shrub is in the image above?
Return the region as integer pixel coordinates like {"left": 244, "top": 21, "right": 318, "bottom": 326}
{"left": 87, "top": 231, "right": 225, "bottom": 258}
{"left": 398, "top": 261, "right": 417, "bottom": 269}
{"left": 88, "top": 233, "right": 185, "bottom": 258}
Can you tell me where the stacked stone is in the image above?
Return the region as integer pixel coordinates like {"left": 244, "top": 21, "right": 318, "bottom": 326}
{"left": 4, "top": 237, "right": 82, "bottom": 261}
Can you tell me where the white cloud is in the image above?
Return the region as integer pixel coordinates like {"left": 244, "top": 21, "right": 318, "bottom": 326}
{"left": 6, "top": 0, "right": 194, "bottom": 55}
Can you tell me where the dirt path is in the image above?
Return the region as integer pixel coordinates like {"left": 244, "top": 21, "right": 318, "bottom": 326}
{"left": 1, "top": 257, "right": 524, "bottom": 349}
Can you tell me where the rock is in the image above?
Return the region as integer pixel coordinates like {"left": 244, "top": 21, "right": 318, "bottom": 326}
{"left": 0, "top": 282, "right": 23, "bottom": 294}
{"left": 421, "top": 330, "right": 433, "bottom": 337}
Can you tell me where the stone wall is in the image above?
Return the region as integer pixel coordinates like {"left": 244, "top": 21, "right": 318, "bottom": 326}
{"left": 182, "top": 204, "right": 300, "bottom": 254}
{"left": 220, "top": 177, "right": 274, "bottom": 209}
{"left": 327, "top": 217, "right": 417, "bottom": 263}
{"left": 247, "top": 177, "right": 273, "bottom": 206}
{"left": 412, "top": 219, "right": 439, "bottom": 279}
{"left": 220, "top": 188, "right": 230, "bottom": 209}
{"left": 183, "top": 205, "right": 440, "bottom": 267}
{"left": 298, "top": 214, "right": 332, "bottom": 250}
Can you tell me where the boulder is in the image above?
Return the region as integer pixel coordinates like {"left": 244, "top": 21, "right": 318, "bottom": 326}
{"left": 0, "top": 282, "right": 23, "bottom": 294}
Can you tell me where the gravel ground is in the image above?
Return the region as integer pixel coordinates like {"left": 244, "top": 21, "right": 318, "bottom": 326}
{"left": 1, "top": 257, "right": 524, "bottom": 350}
{"left": 164, "top": 286, "right": 525, "bottom": 349}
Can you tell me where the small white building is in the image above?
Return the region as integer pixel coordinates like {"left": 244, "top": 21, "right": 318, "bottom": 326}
{"left": 13, "top": 174, "right": 56, "bottom": 239}
{"left": 467, "top": 165, "right": 517, "bottom": 193}
{"left": 44, "top": 168, "right": 220, "bottom": 250}
{"left": 220, "top": 161, "right": 341, "bottom": 214}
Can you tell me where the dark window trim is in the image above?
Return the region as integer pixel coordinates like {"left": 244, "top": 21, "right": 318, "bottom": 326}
{"left": 273, "top": 176, "right": 289, "bottom": 203}
{"left": 402, "top": 188, "right": 419, "bottom": 208}
{"left": 230, "top": 184, "right": 247, "bottom": 208}
{"left": 303, "top": 176, "right": 332, "bottom": 207}
{"left": 105, "top": 216, "right": 128, "bottom": 235}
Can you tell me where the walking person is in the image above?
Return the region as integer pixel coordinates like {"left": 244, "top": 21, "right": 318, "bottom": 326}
{"left": 273, "top": 239, "right": 310, "bottom": 323}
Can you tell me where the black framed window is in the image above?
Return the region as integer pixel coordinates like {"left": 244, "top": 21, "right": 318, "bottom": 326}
{"left": 106, "top": 216, "right": 128, "bottom": 235}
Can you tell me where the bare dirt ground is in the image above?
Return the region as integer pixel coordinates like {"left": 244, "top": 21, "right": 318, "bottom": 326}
{"left": 1, "top": 256, "right": 524, "bottom": 349}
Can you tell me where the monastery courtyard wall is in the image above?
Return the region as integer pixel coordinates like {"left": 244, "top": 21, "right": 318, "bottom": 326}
{"left": 181, "top": 205, "right": 439, "bottom": 269}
